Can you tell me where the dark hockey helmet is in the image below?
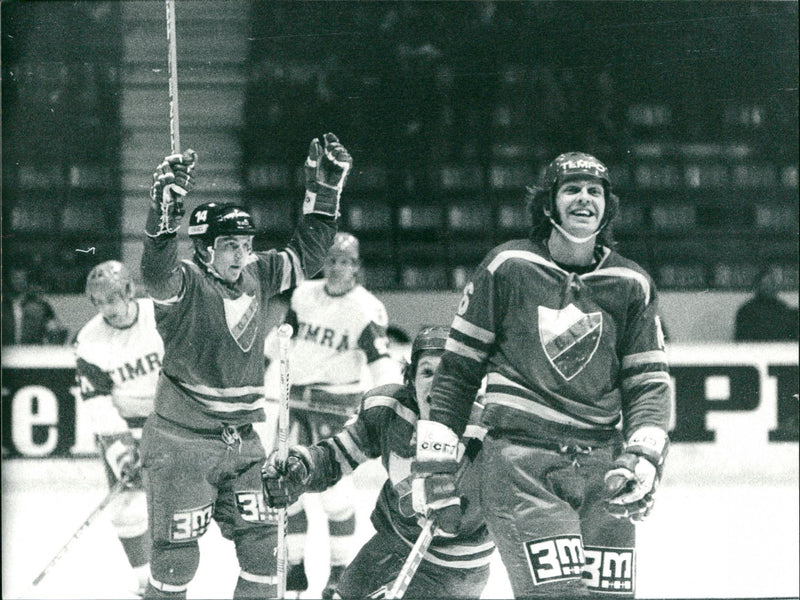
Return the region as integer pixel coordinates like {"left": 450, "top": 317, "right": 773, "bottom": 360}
{"left": 85, "top": 260, "right": 134, "bottom": 301}
{"left": 528, "top": 151, "right": 619, "bottom": 240}
{"left": 187, "top": 202, "right": 257, "bottom": 247}
{"left": 404, "top": 326, "right": 450, "bottom": 386}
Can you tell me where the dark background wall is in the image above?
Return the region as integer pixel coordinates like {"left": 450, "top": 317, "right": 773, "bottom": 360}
{"left": 2, "top": 0, "right": 798, "bottom": 294}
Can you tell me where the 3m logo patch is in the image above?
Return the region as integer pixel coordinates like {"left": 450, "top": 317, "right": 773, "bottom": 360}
{"left": 235, "top": 491, "right": 278, "bottom": 524}
{"left": 583, "top": 546, "right": 635, "bottom": 594}
{"left": 525, "top": 535, "right": 585, "bottom": 585}
{"left": 538, "top": 304, "right": 602, "bottom": 380}
{"left": 170, "top": 503, "right": 213, "bottom": 541}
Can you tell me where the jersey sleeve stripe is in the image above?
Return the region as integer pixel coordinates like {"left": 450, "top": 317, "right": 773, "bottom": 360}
{"left": 444, "top": 337, "right": 488, "bottom": 363}
{"left": 583, "top": 267, "right": 651, "bottom": 305}
{"left": 331, "top": 428, "right": 371, "bottom": 469}
{"left": 277, "top": 251, "right": 293, "bottom": 292}
{"left": 622, "top": 350, "right": 668, "bottom": 369}
{"left": 362, "top": 395, "right": 417, "bottom": 426}
{"left": 622, "top": 371, "right": 672, "bottom": 393}
{"left": 283, "top": 247, "right": 305, "bottom": 290}
{"left": 452, "top": 315, "right": 495, "bottom": 344}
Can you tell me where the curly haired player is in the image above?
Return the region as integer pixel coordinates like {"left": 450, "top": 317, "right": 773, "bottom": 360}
{"left": 139, "top": 134, "right": 351, "bottom": 599}
{"left": 412, "top": 153, "right": 671, "bottom": 598}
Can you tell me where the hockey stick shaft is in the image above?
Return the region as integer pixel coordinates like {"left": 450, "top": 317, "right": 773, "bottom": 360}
{"left": 385, "top": 518, "right": 435, "bottom": 599}
{"left": 384, "top": 437, "right": 483, "bottom": 599}
{"left": 165, "top": 0, "right": 180, "bottom": 154}
{"left": 27, "top": 479, "right": 127, "bottom": 591}
{"left": 275, "top": 323, "right": 294, "bottom": 598}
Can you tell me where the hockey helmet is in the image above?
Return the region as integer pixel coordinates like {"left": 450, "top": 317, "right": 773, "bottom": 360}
{"left": 529, "top": 151, "right": 619, "bottom": 240}
{"left": 188, "top": 202, "right": 257, "bottom": 247}
{"left": 405, "top": 326, "right": 450, "bottom": 385}
{"left": 85, "top": 260, "right": 134, "bottom": 300}
{"left": 327, "top": 232, "right": 360, "bottom": 262}
{"left": 541, "top": 152, "right": 612, "bottom": 191}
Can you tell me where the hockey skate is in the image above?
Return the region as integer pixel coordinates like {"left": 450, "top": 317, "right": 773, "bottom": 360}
{"left": 321, "top": 565, "right": 345, "bottom": 600}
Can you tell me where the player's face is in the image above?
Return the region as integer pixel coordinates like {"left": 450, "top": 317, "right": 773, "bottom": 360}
{"left": 554, "top": 176, "right": 606, "bottom": 238}
{"left": 211, "top": 235, "right": 253, "bottom": 283}
{"left": 414, "top": 351, "right": 442, "bottom": 420}
{"left": 323, "top": 254, "right": 358, "bottom": 295}
{"left": 91, "top": 291, "right": 135, "bottom": 328}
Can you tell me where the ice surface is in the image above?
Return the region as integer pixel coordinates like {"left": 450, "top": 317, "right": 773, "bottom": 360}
{"left": 2, "top": 456, "right": 797, "bottom": 599}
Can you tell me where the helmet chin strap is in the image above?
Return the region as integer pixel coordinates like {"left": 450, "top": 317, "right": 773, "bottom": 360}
{"left": 549, "top": 218, "right": 600, "bottom": 244}
{"left": 197, "top": 245, "right": 227, "bottom": 281}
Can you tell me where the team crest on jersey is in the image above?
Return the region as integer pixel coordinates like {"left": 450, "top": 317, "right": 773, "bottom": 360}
{"left": 223, "top": 293, "right": 259, "bottom": 351}
{"left": 538, "top": 304, "right": 602, "bottom": 380}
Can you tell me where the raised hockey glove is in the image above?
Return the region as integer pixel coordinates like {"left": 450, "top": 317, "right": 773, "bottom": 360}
{"left": 302, "top": 132, "right": 352, "bottom": 219}
{"left": 411, "top": 420, "right": 463, "bottom": 537}
{"left": 96, "top": 432, "right": 142, "bottom": 487}
{"left": 145, "top": 149, "right": 197, "bottom": 238}
{"left": 604, "top": 427, "right": 669, "bottom": 522}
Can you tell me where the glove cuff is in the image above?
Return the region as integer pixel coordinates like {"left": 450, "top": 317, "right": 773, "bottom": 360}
{"left": 625, "top": 426, "right": 668, "bottom": 467}
{"left": 415, "top": 420, "right": 460, "bottom": 472}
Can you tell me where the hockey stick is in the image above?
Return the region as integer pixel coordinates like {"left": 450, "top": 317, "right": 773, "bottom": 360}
{"left": 384, "top": 517, "right": 435, "bottom": 599}
{"left": 384, "top": 437, "right": 483, "bottom": 599}
{"left": 24, "top": 479, "right": 127, "bottom": 594}
{"left": 275, "top": 323, "right": 294, "bottom": 599}
{"left": 165, "top": 0, "right": 180, "bottom": 154}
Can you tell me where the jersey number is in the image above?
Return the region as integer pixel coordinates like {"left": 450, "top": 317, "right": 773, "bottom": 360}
{"left": 457, "top": 282, "right": 474, "bottom": 316}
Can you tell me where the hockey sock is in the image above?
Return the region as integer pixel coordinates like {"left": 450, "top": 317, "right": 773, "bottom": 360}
{"left": 120, "top": 531, "right": 151, "bottom": 568}
{"left": 328, "top": 514, "right": 356, "bottom": 567}
{"left": 286, "top": 508, "right": 308, "bottom": 565}
{"left": 233, "top": 573, "right": 276, "bottom": 599}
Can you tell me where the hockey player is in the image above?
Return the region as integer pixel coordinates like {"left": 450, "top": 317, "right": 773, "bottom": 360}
{"left": 139, "top": 133, "right": 351, "bottom": 599}
{"left": 74, "top": 260, "right": 164, "bottom": 597}
{"left": 263, "top": 231, "right": 402, "bottom": 598}
{"left": 263, "top": 327, "right": 493, "bottom": 599}
{"left": 412, "top": 153, "right": 672, "bottom": 598}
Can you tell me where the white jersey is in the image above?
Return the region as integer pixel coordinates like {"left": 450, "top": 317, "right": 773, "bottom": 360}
{"left": 74, "top": 298, "right": 163, "bottom": 422}
{"left": 266, "top": 280, "right": 397, "bottom": 396}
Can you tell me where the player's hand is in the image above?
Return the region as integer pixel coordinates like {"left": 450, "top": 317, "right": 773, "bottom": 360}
{"left": 411, "top": 420, "right": 463, "bottom": 537}
{"left": 605, "top": 426, "right": 668, "bottom": 522}
{"left": 97, "top": 432, "right": 142, "bottom": 487}
{"left": 302, "top": 133, "right": 352, "bottom": 218}
{"left": 411, "top": 471, "right": 463, "bottom": 537}
{"left": 604, "top": 453, "right": 658, "bottom": 521}
{"left": 261, "top": 447, "right": 311, "bottom": 508}
{"left": 146, "top": 149, "right": 197, "bottom": 238}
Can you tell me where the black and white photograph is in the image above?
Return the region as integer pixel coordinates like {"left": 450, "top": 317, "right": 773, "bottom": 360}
{"left": 2, "top": 1, "right": 798, "bottom": 599}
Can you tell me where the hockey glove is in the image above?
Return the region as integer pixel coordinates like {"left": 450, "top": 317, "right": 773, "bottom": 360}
{"left": 302, "top": 132, "right": 352, "bottom": 219}
{"left": 604, "top": 427, "right": 669, "bottom": 522}
{"left": 96, "top": 431, "right": 141, "bottom": 487}
{"left": 411, "top": 420, "right": 463, "bottom": 537}
{"left": 262, "top": 444, "right": 339, "bottom": 508}
{"left": 145, "top": 149, "right": 197, "bottom": 238}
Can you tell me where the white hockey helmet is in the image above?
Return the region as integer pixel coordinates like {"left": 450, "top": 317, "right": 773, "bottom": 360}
{"left": 85, "top": 260, "right": 134, "bottom": 300}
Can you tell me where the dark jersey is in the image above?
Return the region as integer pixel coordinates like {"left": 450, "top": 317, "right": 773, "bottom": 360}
{"left": 141, "top": 216, "right": 335, "bottom": 430}
{"left": 312, "top": 383, "right": 494, "bottom": 570}
{"left": 430, "top": 238, "right": 671, "bottom": 440}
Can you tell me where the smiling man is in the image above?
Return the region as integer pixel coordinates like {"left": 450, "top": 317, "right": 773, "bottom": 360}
{"left": 411, "top": 152, "right": 672, "bottom": 599}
